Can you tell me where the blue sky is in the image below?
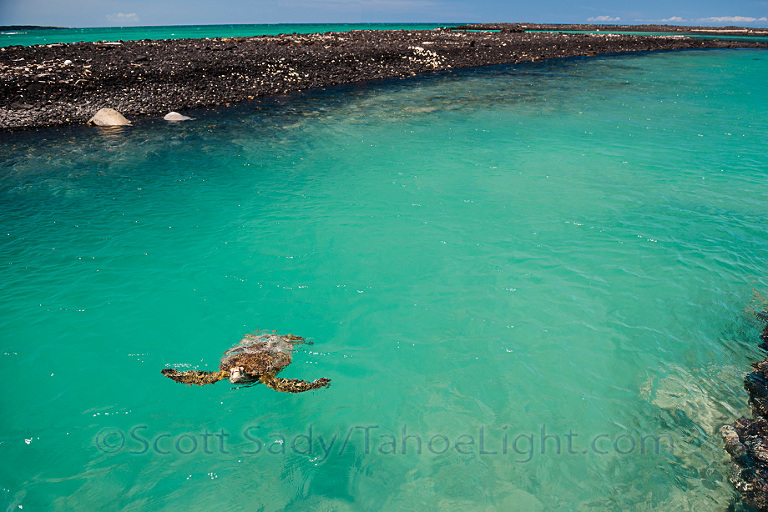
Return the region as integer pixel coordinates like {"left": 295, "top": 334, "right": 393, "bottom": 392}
{"left": 0, "top": 0, "right": 766, "bottom": 28}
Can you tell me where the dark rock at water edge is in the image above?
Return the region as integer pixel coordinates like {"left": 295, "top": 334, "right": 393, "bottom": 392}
{"left": 722, "top": 313, "right": 768, "bottom": 510}
{"left": 1, "top": 24, "right": 768, "bottom": 130}
{"left": 0, "top": 25, "right": 65, "bottom": 30}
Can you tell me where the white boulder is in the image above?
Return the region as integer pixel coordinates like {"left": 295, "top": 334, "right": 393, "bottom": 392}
{"left": 87, "top": 108, "right": 132, "bottom": 127}
{"left": 163, "top": 112, "right": 193, "bottom": 122}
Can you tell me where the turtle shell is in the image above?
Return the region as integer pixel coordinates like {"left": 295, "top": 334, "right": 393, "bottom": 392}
{"left": 218, "top": 333, "right": 301, "bottom": 377}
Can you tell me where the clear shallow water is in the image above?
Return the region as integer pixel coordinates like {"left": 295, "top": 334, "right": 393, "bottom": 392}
{"left": 1, "top": 49, "right": 768, "bottom": 510}
{"left": 0, "top": 23, "right": 454, "bottom": 47}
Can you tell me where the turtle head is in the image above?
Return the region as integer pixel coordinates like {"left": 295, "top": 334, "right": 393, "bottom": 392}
{"left": 229, "top": 366, "right": 246, "bottom": 383}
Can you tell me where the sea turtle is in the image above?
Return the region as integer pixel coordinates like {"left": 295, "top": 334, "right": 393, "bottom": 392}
{"left": 161, "top": 332, "right": 331, "bottom": 393}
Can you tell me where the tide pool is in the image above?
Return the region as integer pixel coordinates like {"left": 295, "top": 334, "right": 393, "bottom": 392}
{"left": 1, "top": 49, "right": 768, "bottom": 510}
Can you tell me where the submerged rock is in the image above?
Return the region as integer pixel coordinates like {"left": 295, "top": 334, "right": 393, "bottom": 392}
{"left": 163, "top": 111, "right": 193, "bottom": 121}
{"left": 87, "top": 107, "right": 131, "bottom": 126}
{"left": 759, "top": 311, "right": 768, "bottom": 350}
{"left": 722, "top": 310, "right": 768, "bottom": 510}
{"left": 722, "top": 417, "right": 768, "bottom": 510}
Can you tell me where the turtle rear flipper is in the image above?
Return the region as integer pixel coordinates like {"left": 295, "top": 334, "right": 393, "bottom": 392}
{"left": 161, "top": 369, "right": 228, "bottom": 386}
{"left": 260, "top": 375, "right": 331, "bottom": 393}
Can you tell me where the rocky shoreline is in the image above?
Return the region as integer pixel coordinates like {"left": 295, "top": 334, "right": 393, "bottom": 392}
{"left": 2, "top": 23, "right": 768, "bottom": 131}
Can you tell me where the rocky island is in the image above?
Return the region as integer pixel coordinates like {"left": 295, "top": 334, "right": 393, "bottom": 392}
{"left": 2, "top": 23, "right": 767, "bottom": 130}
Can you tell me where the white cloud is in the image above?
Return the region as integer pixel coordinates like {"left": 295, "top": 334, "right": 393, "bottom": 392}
{"left": 587, "top": 16, "right": 621, "bottom": 22}
{"left": 660, "top": 16, "right": 687, "bottom": 22}
{"left": 106, "top": 12, "right": 140, "bottom": 25}
{"left": 279, "top": 0, "right": 436, "bottom": 7}
{"left": 697, "top": 16, "right": 768, "bottom": 23}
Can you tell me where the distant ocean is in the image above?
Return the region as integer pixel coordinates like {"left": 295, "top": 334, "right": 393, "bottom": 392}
{"left": 4, "top": 23, "right": 767, "bottom": 48}
{"left": 0, "top": 23, "right": 457, "bottom": 47}
{"left": 1, "top": 21, "right": 768, "bottom": 512}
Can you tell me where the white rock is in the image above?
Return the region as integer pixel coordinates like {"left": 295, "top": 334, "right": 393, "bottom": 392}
{"left": 164, "top": 112, "right": 193, "bottom": 122}
{"left": 87, "top": 108, "right": 131, "bottom": 127}
{"left": 63, "top": 59, "right": 72, "bottom": 65}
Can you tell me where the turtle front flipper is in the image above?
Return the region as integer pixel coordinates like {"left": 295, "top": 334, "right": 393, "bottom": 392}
{"left": 260, "top": 374, "right": 331, "bottom": 393}
{"left": 161, "top": 369, "right": 228, "bottom": 386}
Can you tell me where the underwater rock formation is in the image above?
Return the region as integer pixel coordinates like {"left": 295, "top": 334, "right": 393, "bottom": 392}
{"left": 759, "top": 312, "right": 768, "bottom": 351}
{"left": 722, "top": 311, "right": 768, "bottom": 510}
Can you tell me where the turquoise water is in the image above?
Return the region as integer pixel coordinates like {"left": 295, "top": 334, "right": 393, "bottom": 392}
{"left": 0, "top": 23, "right": 455, "bottom": 47}
{"left": 530, "top": 29, "right": 768, "bottom": 43}
{"left": 2, "top": 49, "right": 768, "bottom": 510}
{"left": 4, "top": 23, "right": 767, "bottom": 48}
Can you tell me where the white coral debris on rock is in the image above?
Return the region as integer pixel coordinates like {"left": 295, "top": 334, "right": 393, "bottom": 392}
{"left": 406, "top": 45, "right": 448, "bottom": 69}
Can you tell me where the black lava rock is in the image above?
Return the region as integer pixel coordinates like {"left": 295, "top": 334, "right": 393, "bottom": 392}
{"left": 1, "top": 25, "right": 767, "bottom": 130}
